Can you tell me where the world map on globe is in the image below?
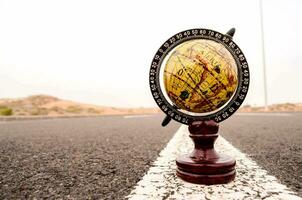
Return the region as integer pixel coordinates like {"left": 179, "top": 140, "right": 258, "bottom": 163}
{"left": 163, "top": 39, "right": 238, "bottom": 113}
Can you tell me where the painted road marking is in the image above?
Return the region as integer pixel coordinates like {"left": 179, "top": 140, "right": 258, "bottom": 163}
{"left": 124, "top": 115, "right": 153, "bottom": 119}
{"left": 127, "top": 125, "right": 301, "bottom": 200}
{"left": 236, "top": 113, "right": 292, "bottom": 116}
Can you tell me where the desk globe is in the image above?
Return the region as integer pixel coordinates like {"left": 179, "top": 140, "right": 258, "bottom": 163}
{"left": 164, "top": 39, "right": 238, "bottom": 114}
{"left": 149, "top": 28, "right": 249, "bottom": 185}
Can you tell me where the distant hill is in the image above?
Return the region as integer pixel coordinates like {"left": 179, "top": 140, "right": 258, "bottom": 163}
{"left": 239, "top": 103, "right": 302, "bottom": 112}
{"left": 0, "top": 95, "right": 159, "bottom": 117}
{"left": 0, "top": 95, "right": 301, "bottom": 117}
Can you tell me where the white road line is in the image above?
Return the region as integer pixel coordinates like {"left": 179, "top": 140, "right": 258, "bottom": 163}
{"left": 236, "top": 112, "right": 292, "bottom": 116}
{"left": 127, "top": 125, "right": 301, "bottom": 200}
{"left": 124, "top": 115, "right": 153, "bottom": 119}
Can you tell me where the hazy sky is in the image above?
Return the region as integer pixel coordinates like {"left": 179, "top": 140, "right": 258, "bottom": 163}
{"left": 0, "top": 0, "right": 301, "bottom": 107}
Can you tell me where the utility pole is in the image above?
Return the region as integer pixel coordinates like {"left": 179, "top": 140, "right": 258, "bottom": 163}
{"left": 259, "top": 0, "right": 269, "bottom": 111}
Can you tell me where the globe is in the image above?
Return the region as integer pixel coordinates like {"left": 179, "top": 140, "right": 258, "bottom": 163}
{"left": 163, "top": 39, "right": 238, "bottom": 113}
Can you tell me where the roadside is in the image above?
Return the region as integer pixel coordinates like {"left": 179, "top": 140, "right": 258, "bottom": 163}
{"left": 0, "top": 95, "right": 159, "bottom": 121}
{"left": 0, "top": 113, "right": 155, "bottom": 121}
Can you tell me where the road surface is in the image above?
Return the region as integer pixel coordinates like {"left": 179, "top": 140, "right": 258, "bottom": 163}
{"left": 220, "top": 113, "right": 302, "bottom": 197}
{"left": 0, "top": 113, "right": 301, "bottom": 199}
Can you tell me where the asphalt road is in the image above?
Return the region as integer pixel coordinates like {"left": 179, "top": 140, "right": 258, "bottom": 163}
{"left": 220, "top": 113, "right": 302, "bottom": 197}
{"left": 0, "top": 115, "right": 179, "bottom": 199}
{"left": 0, "top": 113, "right": 301, "bottom": 199}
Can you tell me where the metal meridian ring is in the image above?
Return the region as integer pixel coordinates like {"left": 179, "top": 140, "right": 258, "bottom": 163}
{"left": 149, "top": 28, "right": 250, "bottom": 124}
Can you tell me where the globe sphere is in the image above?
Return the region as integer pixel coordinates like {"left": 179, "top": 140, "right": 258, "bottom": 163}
{"left": 163, "top": 39, "right": 238, "bottom": 113}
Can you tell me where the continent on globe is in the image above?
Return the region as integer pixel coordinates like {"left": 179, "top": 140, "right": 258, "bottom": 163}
{"left": 163, "top": 39, "right": 238, "bottom": 113}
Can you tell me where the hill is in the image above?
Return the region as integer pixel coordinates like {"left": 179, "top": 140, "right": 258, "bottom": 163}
{"left": 0, "top": 95, "right": 159, "bottom": 117}
{"left": 239, "top": 103, "right": 302, "bottom": 112}
{"left": 0, "top": 95, "right": 301, "bottom": 117}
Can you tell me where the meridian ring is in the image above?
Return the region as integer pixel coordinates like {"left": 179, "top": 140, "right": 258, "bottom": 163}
{"left": 149, "top": 28, "right": 250, "bottom": 124}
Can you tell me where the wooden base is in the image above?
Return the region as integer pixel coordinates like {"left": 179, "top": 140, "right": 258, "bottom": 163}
{"left": 176, "top": 120, "right": 236, "bottom": 185}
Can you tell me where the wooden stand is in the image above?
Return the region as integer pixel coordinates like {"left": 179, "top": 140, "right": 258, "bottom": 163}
{"left": 176, "top": 120, "right": 236, "bottom": 185}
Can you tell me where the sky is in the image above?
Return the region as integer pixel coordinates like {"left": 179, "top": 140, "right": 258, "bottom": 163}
{"left": 0, "top": 0, "right": 301, "bottom": 108}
